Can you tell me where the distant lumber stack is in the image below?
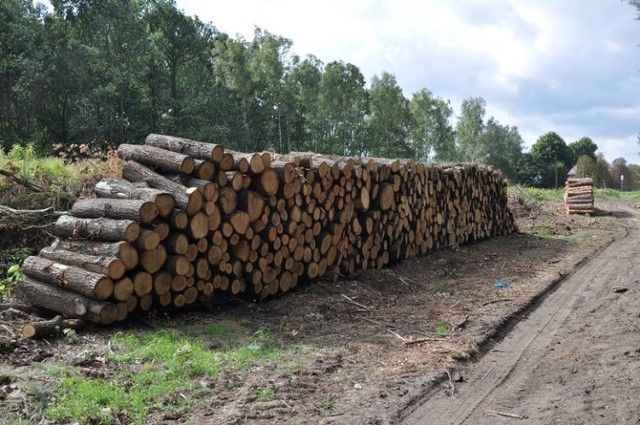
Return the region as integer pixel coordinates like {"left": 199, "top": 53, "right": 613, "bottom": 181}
{"left": 564, "top": 178, "right": 594, "bottom": 215}
{"left": 16, "top": 133, "right": 517, "bottom": 326}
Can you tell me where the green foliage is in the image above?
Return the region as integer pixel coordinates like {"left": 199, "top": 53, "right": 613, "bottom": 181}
{"left": 569, "top": 137, "right": 598, "bottom": 162}
{"left": 367, "top": 72, "right": 413, "bottom": 158}
{"left": 46, "top": 325, "right": 302, "bottom": 424}
{"left": 2, "top": 0, "right": 622, "bottom": 184}
{"left": 575, "top": 155, "right": 596, "bottom": 178}
{"left": 456, "top": 97, "right": 486, "bottom": 162}
{"left": 253, "top": 385, "right": 277, "bottom": 402}
{"left": 610, "top": 157, "right": 636, "bottom": 190}
{"left": 592, "top": 153, "right": 614, "bottom": 188}
{"left": 531, "top": 132, "right": 572, "bottom": 167}
{"left": 0, "top": 248, "right": 29, "bottom": 300}
{"left": 517, "top": 187, "right": 563, "bottom": 202}
{"left": 319, "top": 61, "right": 369, "bottom": 155}
{"left": 527, "top": 132, "right": 572, "bottom": 188}
{"left": 63, "top": 328, "right": 78, "bottom": 343}
{"left": 595, "top": 188, "right": 640, "bottom": 204}
{"left": 481, "top": 118, "right": 524, "bottom": 181}
{"left": 317, "top": 395, "right": 336, "bottom": 410}
{"left": 435, "top": 322, "right": 450, "bottom": 336}
{"left": 410, "top": 89, "right": 455, "bottom": 161}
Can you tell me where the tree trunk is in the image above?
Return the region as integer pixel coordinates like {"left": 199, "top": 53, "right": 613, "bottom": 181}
{"left": 54, "top": 215, "right": 140, "bottom": 243}
{"left": 94, "top": 178, "right": 175, "bottom": 217}
{"left": 39, "top": 246, "right": 125, "bottom": 280}
{"left": 52, "top": 239, "right": 139, "bottom": 270}
{"left": 22, "top": 316, "right": 85, "bottom": 339}
{"left": 22, "top": 256, "right": 114, "bottom": 301}
{"left": 122, "top": 161, "right": 202, "bottom": 215}
{"left": 71, "top": 198, "right": 158, "bottom": 224}
{"left": 16, "top": 277, "right": 118, "bottom": 325}
{"left": 145, "top": 133, "right": 224, "bottom": 162}
{"left": 118, "top": 143, "right": 195, "bottom": 175}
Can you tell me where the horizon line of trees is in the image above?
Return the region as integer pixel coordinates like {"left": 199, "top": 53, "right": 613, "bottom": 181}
{"left": 1, "top": 0, "right": 638, "bottom": 189}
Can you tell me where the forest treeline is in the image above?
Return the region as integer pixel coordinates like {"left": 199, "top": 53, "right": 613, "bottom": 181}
{"left": 1, "top": 0, "right": 638, "bottom": 189}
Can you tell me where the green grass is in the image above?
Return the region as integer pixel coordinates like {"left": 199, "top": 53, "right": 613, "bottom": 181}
{"left": 45, "top": 323, "right": 302, "bottom": 425}
{"left": 436, "top": 322, "right": 451, "bottom": 336}
{"left": 317, "top": 394, "right": 336, "bottom": 410}
{"left": 514, "top": 186, "right": 564, "bottom": 202}
{"left": 594, "top": 188, "right": 640, "bottom": 204}
{"left": 253, "top": 385, "right": 277, "bottom": 402}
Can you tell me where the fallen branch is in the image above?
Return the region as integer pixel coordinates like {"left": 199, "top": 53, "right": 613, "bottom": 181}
{"left": 340, "top": 294, "right": 369, "bottom": 310}
{"left": 387, "top": 328, "right": 408, "bottom": 342}
{"left": 355, "top": 316, "right": 395, "bottom": 328}
{"left": 482, "top": 298, "right": 513, "bottom": 307}
{"left": 490, "top": 410, "right": 527, "bottom": 420}
{"left": 445, "top": 368, "right": 456, "bottom": 397}
{"left": 403, "top": 337, "right": 449, "bottom": 346}
{"left": 0, "top": 168, "right": 47, "bottom": 193}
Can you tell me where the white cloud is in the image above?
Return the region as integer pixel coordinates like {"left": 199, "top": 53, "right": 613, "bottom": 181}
{"left": 178, "top": 0, "right": 640, "bottom": 163}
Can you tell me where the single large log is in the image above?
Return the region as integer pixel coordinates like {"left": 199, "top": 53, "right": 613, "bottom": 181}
{"left": 22, "top": 315, "right": 85, "bottom": 339}
{"left": 145, "top": 134, "right": 225, "bottom": 163}
{"left": 122, "top": 161, "right": 203, "bottom": 215}
{"left": 118, "top": 143, "right": 195, "bottom": 175}
{"left": 93, "top": 178, "right": 175, "bottom": 217}
{"left": 39, "top": 246, "right": 125, "bottom": 280}
{"left": 52, "top": 239, "right": 139, "bottom": 270}
{"left": 22, "top": 256, "right": 114, "bottom": 300}
{"left": 16, "top": 277, "right": 118, "bottom": 325}
{"left": 71, "top": 198, "right": 158, "bottom": 224}
{"left": 54, "top": 215, "right": 140, "bottom": 243}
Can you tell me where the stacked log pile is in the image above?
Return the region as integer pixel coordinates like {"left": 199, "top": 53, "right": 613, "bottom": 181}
{"left": 16, "top": 134, "right": 516, "bottom": 325}
{"left": 564, "top": 178, "right": 594, "bottom": 215}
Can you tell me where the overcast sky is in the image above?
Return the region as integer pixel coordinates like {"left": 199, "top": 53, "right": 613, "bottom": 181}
{"left": 177, "top": 0, "right": 640, "bottom": 163}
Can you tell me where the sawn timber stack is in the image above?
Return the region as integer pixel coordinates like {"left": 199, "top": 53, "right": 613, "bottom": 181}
{"left": 16, "top": 134, "right": 516, "bottom": 325}
{"left": 564, "top": 178, "right": 595, "bottom": 215}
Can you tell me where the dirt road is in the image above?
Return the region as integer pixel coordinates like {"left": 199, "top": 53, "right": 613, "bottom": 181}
{"left": 399, "top": 219, "right": 640, "bottom": 424}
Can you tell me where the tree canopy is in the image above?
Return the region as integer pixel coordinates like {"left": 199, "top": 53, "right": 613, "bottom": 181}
{"left": 0, "top": 0, "right": 633, "bottom": 190}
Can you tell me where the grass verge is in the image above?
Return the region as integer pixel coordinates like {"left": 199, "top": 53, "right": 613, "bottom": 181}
{"left": 43, "top": 322, "right": 304, "bottom": 424}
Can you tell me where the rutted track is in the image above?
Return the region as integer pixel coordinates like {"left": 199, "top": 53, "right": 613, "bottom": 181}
{"left": 400, "top": 219, "right": 640, "bottom": 424}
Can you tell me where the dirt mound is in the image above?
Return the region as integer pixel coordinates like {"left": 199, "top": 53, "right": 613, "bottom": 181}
{"left": 507, "top": 187, "right": 544, "bottom": 219}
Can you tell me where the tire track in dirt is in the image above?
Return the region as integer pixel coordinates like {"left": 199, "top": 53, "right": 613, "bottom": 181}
{"left": 400, "top": 225, "right": 640, "bottom": 425}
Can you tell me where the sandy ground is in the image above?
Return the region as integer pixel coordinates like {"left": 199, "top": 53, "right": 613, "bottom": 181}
{"left": 400, "top": 205, "right": 640, "bottom": 424}
{"left": 0, "top": 194, "right": 636, "bottom": 424}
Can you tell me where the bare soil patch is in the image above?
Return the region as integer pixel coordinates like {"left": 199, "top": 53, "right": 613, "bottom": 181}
{"left": 0, "top": 195, "right": 635, "bottom": 424}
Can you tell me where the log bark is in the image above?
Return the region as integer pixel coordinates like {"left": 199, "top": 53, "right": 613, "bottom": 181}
{"left": 122, "top": 161, "right": 202, "bottom": 215}
{"left": 71, "top": 198, "right": 158, "bottom": 224}
{"left": 118, "top": 143, "right": 195, "bottom": 175}
{"left": 52, "top": 239, "right": 139, "bottom": 270}
{"left": 22, "top": 315, "right": 85, "bottom": 339}
{"left": 16, "top": 277, "right": 118, "bottom": 324}
{"left": 39, "top": 246, "right": 126, "bottom": 280}
{"left": 22, "top": 256, "right": 114, "bottom": 300}
{"left": 145, "top": 133, "right": 224, "bottom": 163}
{"left": 54, "top": 215, "right": 140, "bottom": 243}
{"left": 93, "top": 178, "right": 175, "bottom": 217}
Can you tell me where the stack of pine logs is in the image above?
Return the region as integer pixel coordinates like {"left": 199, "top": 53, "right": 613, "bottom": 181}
{"left": 16, "top": 134, "right": 516, "bottom": 326}
{"left": 564, "top": 178, "right": 594, "bottom": 215}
